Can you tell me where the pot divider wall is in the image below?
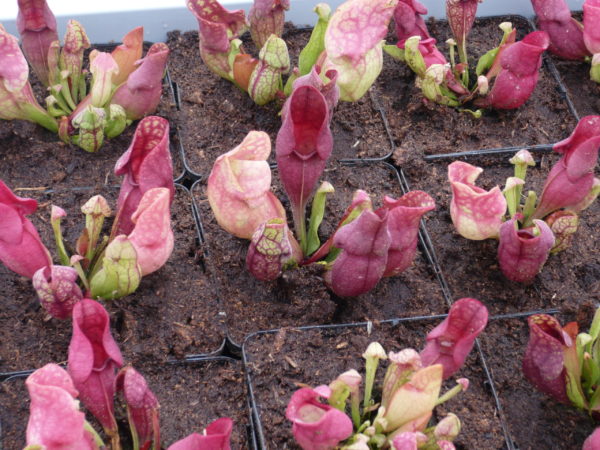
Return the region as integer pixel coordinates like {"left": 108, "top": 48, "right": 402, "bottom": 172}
{"left": 193, "top": 159, "right": 453, "bottom": 353}
{"left": 533, "top": 11, "right": 600, "bottom": 119}
{"left": 0, "top": 356, "right": 252, "bottom": 450}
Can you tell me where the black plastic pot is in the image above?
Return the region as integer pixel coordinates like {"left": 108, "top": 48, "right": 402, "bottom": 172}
{"left": 192, "top": 159, "right": 458, "bottom": 355}
{"left": 0, "top": 184, "right": 225, "bottom": 377}
{"left": 375, "top": 15, "right": 579, "bottom": 161}
{"left": 242, "top": 313, "right": 552, "bottom": 450}
{"left": 0, "top": 356, "right": 254, "bottom": 450}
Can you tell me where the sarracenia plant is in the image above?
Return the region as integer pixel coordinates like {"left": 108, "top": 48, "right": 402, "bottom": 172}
{"left": 208, "top": 83, "right": 435, "bottom": 297}
{"left": 0, "top": 117, "right": 175, "bottom": 318}
{"left": 530, "top": 0, "right": 600, "bottom": 83}
{"left": 187, "top": 0, "right": 399, "bottom": 105}
{"left": 386, "top": 0, "right": 549, "bottom": 114}
{"left": 286, "top": 299, "right": 488, "bottom": 449}
{"left": 24, "top": 300, "right": 233, "bottom": 450}
{"left": 448, "top": 116, "right": 600, "bottom": 283}
{"left": 523, "top": 307, "right": 600, "bottom": 418}
{"left": 1, "top": 0, "right": 169, "bottom": 152}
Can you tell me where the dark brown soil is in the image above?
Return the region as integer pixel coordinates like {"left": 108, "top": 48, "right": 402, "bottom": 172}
{"left": 0, "top": 185, "right": 224, "bottom": 373}
{"left": 166, "top": 27, "right": 391, "bottom": 178}
{"left": 405, "top": 151, "right": 600, "bottom": 317}
{"left": 375, "top": 16, "right": 577, "bottom": 163}
{"left": 551, "top": 59, "right": 600, "bottom": 118}
{"left": 480, "top": 316, "right": 596, "bottom": 449}
{"left": 244, "top": 320, "right": 507, "bottom": 449}
{"left": 194, "top": 161, "right": 449, "bottom": 346}
{"left": 0, "top": 358, "right": 249, "bottom": 449}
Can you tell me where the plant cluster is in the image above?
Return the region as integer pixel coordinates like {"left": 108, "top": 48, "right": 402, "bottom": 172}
{"left": 286, "top": 298, "right": 489, "bottom": 449}
{"left": 448, "top": 116, "right": 600, "bottom": 282}
{"left": 0, "top": 0, "right": 169, "bottom": 152}
{"left": 0, "top": 116, "right": 175, "bottom": 317}
{"left": 22, "top": 299, "right": 233, "bottom": 449}
{"left": 386, "top": 0, "right": 550, "bottom": 114}
{"left": 530, "top": 0, "right": 600, "bottom": 83}
{"left": 207, "top": 71, "right": 435, "bottom": 296}
{"left": 186, "top": 0, "right": 400, "bottom": 104}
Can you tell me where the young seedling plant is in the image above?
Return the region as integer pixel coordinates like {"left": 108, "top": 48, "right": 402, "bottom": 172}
{"left": 0, "top": 0, "right": 169, "bottom": 152}
{"left": 386, "top": 0, "right": 550, "bottom": 115}
{"left": 0, "top": 116, "right": 175, "bottom": 319}
{"left": 285, "top": 298, "right": 489, "bottom": 449}
{"left": 448, "top": 115, "right": 600, "bottom": 283}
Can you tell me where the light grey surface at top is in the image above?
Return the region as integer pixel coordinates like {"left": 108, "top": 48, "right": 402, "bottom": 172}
{"left": 0, "top": 0, "right": 587, "bottom": 44}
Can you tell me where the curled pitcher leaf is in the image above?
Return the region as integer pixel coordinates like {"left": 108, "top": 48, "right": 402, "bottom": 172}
{"left": 286, "top": 387, "right": 353, "bottom": 450}
{"left": 168, "top": 418, "right": 233, "bottom": 450}
{"left": 327, "top": 208, "right": 391, "bottom": 297}
{"left": 477, "top": 31, "right": 550, "bottom": 109}
{"left": 584, "top": 0, "right": 600, "bottom": 55}
{"left": 111, "top": 43, "right": 170, "bottom": 120}
{"left": 25, "top": 364, "right": 98, "bottom": 450}
{"left": 446, "top": 0, "right": 480, "bottom": 52}
{"left": 248, "top": 34, "right": 290, "bottom": 105}
{"left": 33, "top": 265, "right": 83, "bottom": 319}
{"left": 0, "top": 27, "right": 57, "bottom": 132}
{"left": 291, "top": 66, "right": 340, "bottom": 120}
{"left": 17, "top": 0, "right": 58, "bottom": 86}
{"left": 207, "top": 131, "right": 286, "bottom": 239}
{"left": 448, "top": 161, "right": 507, "bottom": 240}
{"left": 297, "top": 4, "right": 331, "bottom": 77}
{"left": 249, "top": 0, "right": 291, "bottom": 49}
{"left": 420, "top": 298, "right": 489, "bottom": 379}
{"left": 111, "top": 27, "right": 144, "bottom": 85}
{"left": 380, "top": 191, "right": 435, "bottom": 277}
{"left": 186, "top": 0, "right": 247, "bottom": 81}
{"left": 116, "top": 366, "right": 160, "bottom": 450}
{"left": 531, "top": 0, "right": 589, "bottom": 60}
{"left": 322, "top": 0, "right": 398, "bottom": 101}
{"left": 393, "top": 0, "right": 430, "bottom": 45}
{"left": 61, "top": 20, "right": 91, "bottom": 103}
{"left": 89, "top": 52, "right": 119, "bottom": 107}
{"left": 127, "top": 188, "right": 174, "bottom": 276}
{"left": 497, "top": 217, "right": 555, "bottom": 283}
{"left": 545, "top": 210, "right": 579, "bottom": 253}
{"left": 534, "top": 116, "right": 600, "bottom": 219}
{"left": 522, "top": 314, "right": 574, "bottom": 404}
{"left": 71, "top": 105, "right": 106, "bottom": 153}
{"left": 80, "top": 195, "right": 112, "bottom": 262}
{"left": 383, "top": 363, "right": 443, "bottom": 433}
{"left": 89, "top": 235, "right": 141, "bottom": 300}
{"left": 0, "top": 180, "right": 51, "bottom": 278}
{"left": 276, "top": 84, "right": 332, "bottom": 244}
{"left": 246, "top": 218, "right": 297, "bottom": 281}
{"left": 114, "top": 116, "right": 174, "bottom": 235}
{"left": 68, "top": 299, "right": 124, "bottom": 435}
